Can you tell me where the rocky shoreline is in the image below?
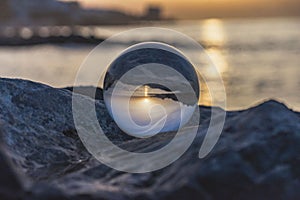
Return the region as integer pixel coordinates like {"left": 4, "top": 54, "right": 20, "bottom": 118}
{"left": 0, "top": 78, "right": 299, "bottom": 200}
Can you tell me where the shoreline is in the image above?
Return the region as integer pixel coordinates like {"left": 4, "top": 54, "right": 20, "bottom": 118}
{"left": 0, "top": 35, "right": 105, "bottom": 46}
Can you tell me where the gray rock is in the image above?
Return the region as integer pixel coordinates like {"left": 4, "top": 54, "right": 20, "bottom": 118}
{"left": 0, "top": 130, "right": 23, "bottom": 200}
{"left": 0, "top": 78, "right": 299, "bottom": 200}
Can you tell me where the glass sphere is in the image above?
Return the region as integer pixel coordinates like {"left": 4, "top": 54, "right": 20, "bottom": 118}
{"left": 103, "top": 42, "right": 199, "bottom": 138}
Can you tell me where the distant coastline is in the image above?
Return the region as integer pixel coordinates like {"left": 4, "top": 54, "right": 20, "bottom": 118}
{"left": 0, "top": 34, "right": 105, "bottom": 46}
{"left": 0, "top": 0, "right": 169, "bottom": 27}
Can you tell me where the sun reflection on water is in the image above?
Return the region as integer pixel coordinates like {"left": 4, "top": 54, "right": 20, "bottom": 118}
{"left": 201, "top": 19, "right": 226, "bottom": 46}
{"left": 206, "top": 48, "right": 228, "bottom": 74}
{"left": 198, "top": 19, "right": 228, "bottom": 106}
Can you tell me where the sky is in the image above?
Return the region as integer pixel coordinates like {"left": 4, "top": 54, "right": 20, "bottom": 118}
{"left": 62, "top": 0, "right": 300, "bottom": 19}
{"left": 63, "top": 0, "right": 246, "bottom": 14}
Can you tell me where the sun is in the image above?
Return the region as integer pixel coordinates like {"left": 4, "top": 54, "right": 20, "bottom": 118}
{"left": 143, "top": 98, "right": 150, "bottom": 103}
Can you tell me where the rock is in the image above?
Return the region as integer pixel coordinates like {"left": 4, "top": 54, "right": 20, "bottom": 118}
{"left": 0, "top": 130, "right": 23, "bottom": 200}
{"left": 64, "top": 86, "right": 104, "bottom": 101}
{"left": 0, "top": 78, "right": 299, "bottom": 199}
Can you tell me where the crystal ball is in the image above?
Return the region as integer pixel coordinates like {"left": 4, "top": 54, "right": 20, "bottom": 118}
{"left": 103, "top": 42, "right": 199, "bottom": 138}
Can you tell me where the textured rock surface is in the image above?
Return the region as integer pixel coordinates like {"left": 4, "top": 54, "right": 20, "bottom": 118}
{"left": 0, "top": 78, "right": 299, "bottom": 200}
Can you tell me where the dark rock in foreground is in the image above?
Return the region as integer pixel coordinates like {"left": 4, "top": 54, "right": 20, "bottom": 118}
{"left": 0, "top": 78, "right": 299, "bottom": 200}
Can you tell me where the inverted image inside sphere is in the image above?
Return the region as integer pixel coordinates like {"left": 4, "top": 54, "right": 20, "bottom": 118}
{"left": 103, "top": 42, "right": 199, "bottom": 138}
{"left": 104, "top": 42, "right": 199, "bottom": 100}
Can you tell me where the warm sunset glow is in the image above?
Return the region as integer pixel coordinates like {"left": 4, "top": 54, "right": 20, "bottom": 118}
{"left": 201, "top": 19, "right": 225, "bottom": 46}
{"left": 61, "top": 0, "right": 293, "bottom": 19}
{"left": 201, "top": 19, "right": 228, "bottom": 74}
{"left": 68, "top": 0, "right": 219, "bottom": 8}
{"left": 61, "top": 0, "right": 248, "bottom": 18}
{"left": 143, "top": 98, "right": 150, "bottom": 103}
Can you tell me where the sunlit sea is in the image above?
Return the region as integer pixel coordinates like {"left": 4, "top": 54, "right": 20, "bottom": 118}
{"left": 0, "top": 17, "right": 299, "bottom": 111}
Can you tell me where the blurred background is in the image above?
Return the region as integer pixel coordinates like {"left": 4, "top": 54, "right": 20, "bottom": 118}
{"left": 0, "top": 0, "right": 299, "bottom": 110}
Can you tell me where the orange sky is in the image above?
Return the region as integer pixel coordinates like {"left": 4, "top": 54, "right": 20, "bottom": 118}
{"left": 69, "top": 0, "right": 212, "bottom": 9}
{"left": 62, "top": 0, "right": 242, "bottom": 16}
{"left": 61, "top": 0, "right": 300, "bottom": 19}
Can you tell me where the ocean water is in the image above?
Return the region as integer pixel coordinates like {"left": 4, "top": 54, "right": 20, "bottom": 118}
{"left": 0, "top": 17, "right": 299, "bottom": 111}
